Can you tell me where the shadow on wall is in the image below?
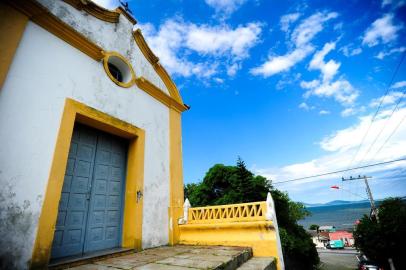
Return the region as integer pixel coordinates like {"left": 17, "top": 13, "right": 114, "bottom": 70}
{"left": 0, "top": 175, "right": 41, "bottom": 270}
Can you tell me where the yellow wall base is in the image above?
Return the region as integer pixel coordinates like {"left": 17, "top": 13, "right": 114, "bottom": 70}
{"left": 179, "top": 221, "right": 282, "bottom": 270}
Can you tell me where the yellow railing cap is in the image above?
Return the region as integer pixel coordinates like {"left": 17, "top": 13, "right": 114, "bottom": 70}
{"left": 189, "top": 201, "right": 265, "bottom": 210}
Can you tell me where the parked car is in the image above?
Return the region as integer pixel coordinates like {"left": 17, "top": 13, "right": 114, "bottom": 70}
{"left": 326, "top": 240, "right": 344, "bottom": 249}
{"left": 357, "top": 255, "right": 383, "bottom": 270}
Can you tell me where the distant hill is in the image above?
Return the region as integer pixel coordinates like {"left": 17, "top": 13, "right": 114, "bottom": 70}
{"left": 303, "top": 199, "right": 371, "bottom": 208}
{"left": 303, "top": 196, "right": 406, "bottom": 208}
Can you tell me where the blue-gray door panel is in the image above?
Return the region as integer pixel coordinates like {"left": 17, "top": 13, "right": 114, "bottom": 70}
{"left": 51, "top": 124, "right": 128, "bottom": 259}
{"left": 51, "top": 125, "right": 97, "bottom": 259}
{"left": 84, "top": 132, "right": 127, "bottom": 252}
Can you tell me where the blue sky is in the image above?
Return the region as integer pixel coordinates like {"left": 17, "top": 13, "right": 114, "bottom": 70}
{"left": 98, "top": 0, "right": 406, "bottom": 203}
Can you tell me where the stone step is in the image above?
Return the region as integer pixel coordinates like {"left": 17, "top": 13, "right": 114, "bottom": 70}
{"left": 55, "top": 245, "right": 253, "bottom": 270}
{"left": 236, "top": 257, "right": 276, "bottom": 270}
{"left": 213, "top": 246, "right": 253, "bottom": 270}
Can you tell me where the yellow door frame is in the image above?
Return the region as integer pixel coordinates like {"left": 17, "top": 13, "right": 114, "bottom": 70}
{"left": 31, "top": 98, "right": 145, "bottom": 269}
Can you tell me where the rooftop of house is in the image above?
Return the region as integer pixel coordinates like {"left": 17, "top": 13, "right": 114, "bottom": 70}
{"left": 319, "top": 225, "right": 336, "bottom": 230}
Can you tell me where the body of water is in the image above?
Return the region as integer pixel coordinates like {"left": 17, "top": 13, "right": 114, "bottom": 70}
{"left": 299, "top": 202, "right": 376, "bottom": 230}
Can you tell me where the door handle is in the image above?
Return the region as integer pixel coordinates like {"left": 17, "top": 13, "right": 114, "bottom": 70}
{"left": 136, "top": 190, "right": 143, "bottom": 203}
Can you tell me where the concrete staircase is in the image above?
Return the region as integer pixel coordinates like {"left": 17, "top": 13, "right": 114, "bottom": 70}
{"left": 48, "top": 245, "right": 276, "bottom": 270}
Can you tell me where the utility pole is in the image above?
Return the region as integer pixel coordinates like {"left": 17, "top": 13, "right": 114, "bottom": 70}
{"left": 342, "top": 175, "right": 395, "bottom": 270}
{"left": 342, "top": 175, "right": 378, "bottom": 221}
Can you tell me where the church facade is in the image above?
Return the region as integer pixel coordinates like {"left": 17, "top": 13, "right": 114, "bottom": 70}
{"left": 0, "top": 0, "right": 187, "bottom": 268}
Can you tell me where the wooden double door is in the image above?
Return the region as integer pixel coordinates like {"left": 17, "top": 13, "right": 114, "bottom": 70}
{"left": 51, "top": 124, "right": 128, "bottom": 259}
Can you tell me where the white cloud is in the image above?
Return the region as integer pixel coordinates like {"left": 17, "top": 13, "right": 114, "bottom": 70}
{"left": 93, "top": 0, "right": 117, "bottom": 8}
{"left": 362, "top": 14, "right": 402, "bottom": 47}
{"left": 341, "top": 107, "right": 357, "bottom": 117}
{"left": 250, "top": 46, "right": 313, "bottom": 77}
{"left": 341, "top": 45, "right": 362, "bottom": 57}
{"left": 226, "top": 63, "right": 240, "bottom": 76}
{"left": 392, "top": 81, "right": 406, "bottom": 89}
{"left": 185, "top": 22, "right": 262, "bottom": 58}
{"left": 309, "top": 42, "right": 341, "bottom": 82}
{"left": 305, "top": 78, "right": 358, "bottom": 105}
{"left": 320, "top": 107, "right": 406, "bottom": 154}
{"left": 301, "top": 43, "right": 359, "bottom": 106}
{"left": 251, "top": 11, "right": 338, "bottom": 77}
{"left": 319, "top": 110, "right": 330, "bottom": 115}
{"left": 299, "top": 102, "right": 315, "bottom": 111}
{"left": 254, "top": 106, "right": 406, "bottom": 202}
{"left": 382, "top": 0, "right": 392, "bottom": 7}
{"left": 300, "top": 79, "right": 320, "bottom": 89}
{"left": 340, "top": 106, "right": 365, "bottom": 117}
{"left": 370, "top": 91, "right": 406, "bottom": 107}
{"left": 381, "top": 0, "right": 406, "bottom": 8}
{"left": 214, "top": 77, "right": 224, "bottom": 84}
{"left": 375, "top": 46, "right": 406, "bottom": 59}
{"left": 290, "top": 12, "right": 338, "bottom": 47}
{"left": 205, "top": 0, "right": 247, "bottom": 19}
{"left": 275, "top": 73, "right": 302, "bottom": 90}
{"left": 139, "top": 19, "right": 262, "bottom": 78}
{"left": 280, "top": 13, "right": 301, "bottom": 32}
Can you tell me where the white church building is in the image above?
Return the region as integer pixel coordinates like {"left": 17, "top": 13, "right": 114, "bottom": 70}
{"left": 0, "top": 0, "right": 188, "bottom": 268}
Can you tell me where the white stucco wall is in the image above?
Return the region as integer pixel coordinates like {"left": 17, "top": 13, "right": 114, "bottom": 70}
{"left": 37, "top": 0, "right": 170, "bottom": 95}
{"left": 0, "top": 20, "right": 170, "bottom": 268}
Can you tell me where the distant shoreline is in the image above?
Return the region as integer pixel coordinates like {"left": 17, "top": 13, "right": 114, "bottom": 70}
{"left": 302, "top": 196, "right": 406, "bottom": 208}
{"left": 299, "top": 201, "right": 377, "bottom": 230}
{"left": 302, "top": 199, "right": 383, "bottom": 208}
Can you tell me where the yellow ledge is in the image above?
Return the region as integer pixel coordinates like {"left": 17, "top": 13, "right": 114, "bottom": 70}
{"left": 179, "top": 220, "right": 282, "bottom": 270}
{"left": 135, "top": 77, "right": 188, "bottom": 112}
{"left": 180, "top": 220, "right": 273, "bottom": 229}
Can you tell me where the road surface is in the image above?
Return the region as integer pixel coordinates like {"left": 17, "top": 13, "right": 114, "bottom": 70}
{"left": 318, "top": 248, "right": 359, "bottom": 270}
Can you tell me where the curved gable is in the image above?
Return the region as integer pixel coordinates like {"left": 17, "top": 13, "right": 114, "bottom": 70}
{"left": 8, "top": 0, "right": 187, "bottom": 112}
{"left": 64, "top": 0, "right": 137, "bottom": 24}
{"left": 133, "top": 29, "right": 183, "bottom": 104}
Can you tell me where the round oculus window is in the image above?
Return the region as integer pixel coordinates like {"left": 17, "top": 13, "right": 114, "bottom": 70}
{"left": 103, "top": 52, "right": 135, "bottom": 88}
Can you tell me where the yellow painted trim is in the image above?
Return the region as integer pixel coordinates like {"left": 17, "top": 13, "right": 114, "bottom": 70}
{"left": 155, "top": 63, "right": 183, "bottom": 104}
{"left": 103, "top": 51, "right": 136, "bottom": 88}
{"left": 180, "top": 220, "right": 274, "bottom": 230}
{"left": 133, "top": 29, "right": 184, "bottom": 105}
{"left": 115, "top": 6, "right": 137, "bottom": 25}
{"left": 133, "top": 29, "right": 159, "bottom": 65}
{"left": 168, "top": 108, "right": 184, "bottom": 245}
{"left": 0, "top": 2, "right": 28, "bottom": 89}
{"left": 135, "top": 77, "right": 188, "bottom": 112}
{"left": 30, "top": 98, "right": 145, "bottom": 269}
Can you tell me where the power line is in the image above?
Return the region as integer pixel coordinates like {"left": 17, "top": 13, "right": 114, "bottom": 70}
{"left": 357, "top": 89, "right": 406, "bottom": 166}
{"left": 375, "top": 173, "right": 406, "bottom": 180}
{"left": 369, "top": 108, "right": 406, "bottom": 162}
{"left": 273, "top": 157, "right": 406, "bottom": 184}
{"left": 344, "top": 52, "right": 405, "bottom": 208}
{"left": 346, "top": 51, "right": 406, "bottom": 168}
{"left": 339, "top": 187, "right": 368, "bottom": 200}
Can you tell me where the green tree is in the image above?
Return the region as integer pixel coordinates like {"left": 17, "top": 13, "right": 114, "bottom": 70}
{"left": 309, "top": 224, "right": 319, "bottom": 230}
{"left": 354, "top": 197, "right": 406, "bottom": 269}
{"left": 184, "top": 158, "right": 319, "bottom": 270}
